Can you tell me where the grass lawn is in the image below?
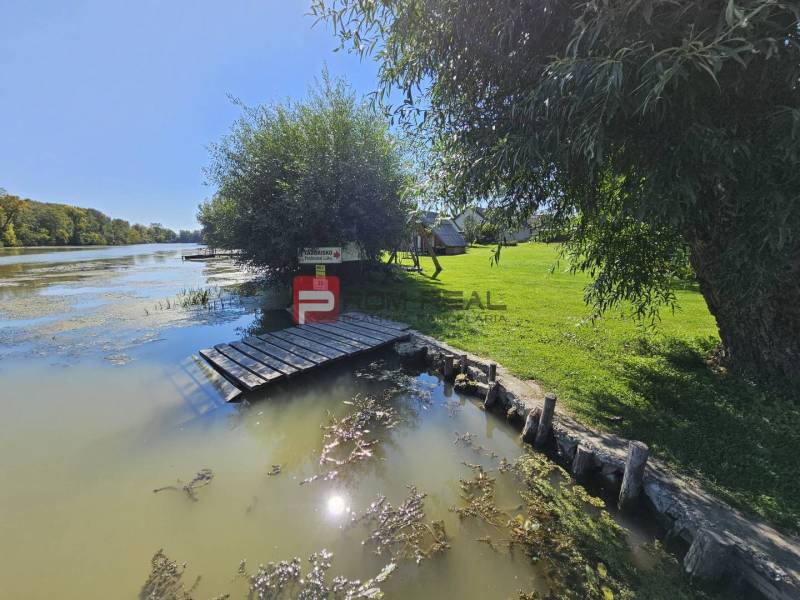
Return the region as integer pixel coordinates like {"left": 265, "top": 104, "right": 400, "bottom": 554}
{"left": 346, "top": 243, "right": 800, "bottom": 534}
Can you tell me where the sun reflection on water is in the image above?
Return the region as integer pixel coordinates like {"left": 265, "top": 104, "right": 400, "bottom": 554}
{"left": 326, "top": 494, "right": 349, "bottom": 517}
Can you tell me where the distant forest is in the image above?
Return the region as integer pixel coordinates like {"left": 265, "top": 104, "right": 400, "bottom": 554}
{"left": 0, "top": 190, "right": 201, "bottom": 247}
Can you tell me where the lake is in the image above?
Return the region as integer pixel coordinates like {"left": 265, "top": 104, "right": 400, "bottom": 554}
{"left": 0, "top": 244, "right": 657, "bottom": 599}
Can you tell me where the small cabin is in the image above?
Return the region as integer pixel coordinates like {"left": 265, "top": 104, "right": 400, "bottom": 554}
{"left": 414, "top": 212, "right": 466, "bottom": 255}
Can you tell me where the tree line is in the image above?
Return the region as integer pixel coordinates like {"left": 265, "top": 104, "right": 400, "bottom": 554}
{"left": 0, "top": 190, "right": 201, "bottom": 247}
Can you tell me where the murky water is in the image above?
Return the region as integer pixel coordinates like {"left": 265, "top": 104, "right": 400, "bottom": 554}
{"left": 0, "top": 245, "right": 656, "bottom": 599}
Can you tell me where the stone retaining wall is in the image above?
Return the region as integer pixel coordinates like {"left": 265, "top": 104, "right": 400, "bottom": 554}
{"left": 396, "top": 332, "right": 800, "bottom": 600}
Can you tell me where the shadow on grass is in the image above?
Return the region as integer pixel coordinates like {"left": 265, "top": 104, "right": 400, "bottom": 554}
{"left": 344, "top": 268, "right": 800, "bottom": 533}
{"left": 584, "top": 337, "right": 800, "bottom": 533}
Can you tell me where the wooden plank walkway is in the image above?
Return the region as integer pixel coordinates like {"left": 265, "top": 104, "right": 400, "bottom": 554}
{"left": 198, "top": 312, "right": 410, "bottom": 398}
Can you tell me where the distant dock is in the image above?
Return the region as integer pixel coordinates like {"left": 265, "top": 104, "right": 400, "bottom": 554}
{"left": 181, "top": 248, "right": 239, "bottom": 261}
{"left": 197, "top": 311, "right": 410, "bottom": 400}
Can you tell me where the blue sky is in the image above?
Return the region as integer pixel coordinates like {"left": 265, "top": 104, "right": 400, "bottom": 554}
{"left": 0, "top": 1, "right": 380, "bottom": 230}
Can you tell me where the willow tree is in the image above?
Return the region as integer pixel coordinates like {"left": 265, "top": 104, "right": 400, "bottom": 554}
{"left": 312, "top": 0, "right": 800, "bottom": 381}
{"left": 199, "top": 74, "right": 412, "bottom": 274}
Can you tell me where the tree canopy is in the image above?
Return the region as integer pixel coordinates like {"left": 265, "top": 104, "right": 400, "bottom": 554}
{"left": 0, "top": 190, "right": 200, "bottom": 247}
{"left": 199, "top": 74, "right": 413, "bottom": 273}
{"left": 312, "top": 0, "right": 800, "bottom": 381}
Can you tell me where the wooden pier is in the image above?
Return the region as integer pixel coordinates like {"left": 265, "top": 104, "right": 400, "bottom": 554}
{"left": 181, "top": 248, "right": 240, "bottom": 261}
{"left": 198, "top": 312, "right": 410, "bottom": 400}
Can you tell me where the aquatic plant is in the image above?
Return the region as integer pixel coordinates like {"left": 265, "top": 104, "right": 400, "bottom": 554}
{"left": 354, "top": 486, "right": 449, "bottom": 564}
{"left": 451, "top": 464, "right": 507, "bottom": 529}
{"left": 319, "top": 394, "right": 398, "bottom": 469}
{"left": 244, "top": 550, "right": 396, "bottom": 600}
{"left": 153, "top": 468, "right": 214, "bottom": 502}
{"left": 452, "top": 453, "right": 718, "bottom": 599}
{"left": 139, "top": 549, "right": 228, "bottom": 600}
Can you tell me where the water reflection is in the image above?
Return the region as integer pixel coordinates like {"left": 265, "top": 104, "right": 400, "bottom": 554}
{"left": 326, "top": 493, "right": 349, "bottom": 518}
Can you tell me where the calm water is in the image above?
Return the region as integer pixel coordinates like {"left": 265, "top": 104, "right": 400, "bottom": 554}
{"left": 0, "top": 245, "right": 653, "bottom": 599}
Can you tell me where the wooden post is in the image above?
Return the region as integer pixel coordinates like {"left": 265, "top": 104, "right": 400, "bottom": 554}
{"left": 443, "top": 355, "right": 454, "bottom": 379}
{"left": 683, "top": 529, "right": 733, "bottom": 582}
{"left": 484, "top": 381, "right": 499, "bottom": 410}
{"left": 572, "top": 445, "right": 593, "bottom": 477}
{"left": 534, "top": 393, "right": 557, "bottom": 448}
{"left": 521, "top": 407, "right": 541, "bottom": 444}
{"left": 618, "top": 441, "right": 649, "bottom": 511}
{"left": 488, "top": 363, "right": 497, "bottom": 382}
{"left": 459, "top": 354, "right": 468, "bottom": 375}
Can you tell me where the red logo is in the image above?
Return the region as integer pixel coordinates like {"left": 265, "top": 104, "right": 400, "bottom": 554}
{"left": 292, "top": 276, "right": 340, "bottom": 324}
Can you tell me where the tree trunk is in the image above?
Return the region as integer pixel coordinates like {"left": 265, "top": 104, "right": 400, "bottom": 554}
{"left": 687, "top": 234, "right": 800, "bottom": 383}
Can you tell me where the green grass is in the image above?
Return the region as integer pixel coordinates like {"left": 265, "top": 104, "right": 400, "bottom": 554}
{"left": 348, "top": 243, "right": 800, "bottom": 534}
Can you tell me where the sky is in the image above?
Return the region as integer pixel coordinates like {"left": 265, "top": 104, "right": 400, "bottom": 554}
{"left": 0, "top": 0, "right": 381, "bottom": 230}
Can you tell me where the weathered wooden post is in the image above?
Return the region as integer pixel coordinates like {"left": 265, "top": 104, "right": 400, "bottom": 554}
{"left": 618, "top": 441, "right": 649, "bottom": 511}
{"left": 683, "top": 529, "right": 733, "bottom": 582}
{"left": 521, "top": 407, "right": 541, "bottom": 444}
{"left": 534, "top": 393, "right": 557, "bottom": 448}
{"left": 572, "top": 445, "right": 593, "bottom": 477}
{"left": 488, "top": 363, "right": 497, "bottom": 382}
{"left": 443, "top": 355, "right": 454, "bottom": 379}
{"left": 459, "top": 354, "right": 468, "bottom": 375}
{"left": 484, "top": 381, "right": 500, "bottom": 410}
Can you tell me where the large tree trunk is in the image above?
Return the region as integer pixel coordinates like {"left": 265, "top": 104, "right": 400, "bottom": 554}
{"left": 687, "top": 234, "right": 800, "bottom": 384}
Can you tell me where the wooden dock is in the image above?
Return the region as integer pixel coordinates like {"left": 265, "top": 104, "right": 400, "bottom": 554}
{"left": 181, "top": 248, "right": 240, "bottom": 261}
{"left": 198, "top": 312, "right": 410, "bottom": 400}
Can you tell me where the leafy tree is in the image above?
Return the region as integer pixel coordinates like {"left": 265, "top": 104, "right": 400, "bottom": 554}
{"left": 461, "top": 216, "right": 482, "bottom": 246}
{"left": 199, "top": 74, "right": 412, "bottom": 273}
{"left": 0, "top": 189, "right": 193, "bottom": 247}
{"left": 312, "top": 0, "right": 800, "bottom": 381}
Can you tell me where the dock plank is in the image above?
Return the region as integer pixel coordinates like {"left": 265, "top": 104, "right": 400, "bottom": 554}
{"left": 343, "top": 311, "right": 410, "bottom": 331}
{"left": 192, "top": 356, "right": 242, "bottom": 402}
{"left": 296, "top": 325, "right": 371, "bottom": 351}
{"left": 240, "top": 337, "right": 317, "bottom": 370}
{"left": 214, "top": 344, "right": 284, "bottom": 382}
{"left": 309, "top": 322, "right": 387, "bottom": 346}
{"left": 338, "top": 316, "right": 406, "bottom": 339}
{"left": 268, "top": 330, "right": 349, "bottom": 359}
{"left": 230, "top": 341, "right": 300, "bottom": 376}
{"left": 199, "top": 348, "right": 266, "bottom": 391}
{"left": 331, "top": 320, "right": 398, "bottom": 342}
{"left": 257, "top": 333, "right": 334, "bottom": 364}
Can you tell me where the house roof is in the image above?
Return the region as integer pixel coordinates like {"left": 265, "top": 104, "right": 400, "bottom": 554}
{"left": 418, "top": 211, "right": 466, "bottom": 247}
{"left": 454, "top": 206, "right": 485, "bottom": 221}
{"left": 433, "top": 219, "right": 467, "bottom": 247}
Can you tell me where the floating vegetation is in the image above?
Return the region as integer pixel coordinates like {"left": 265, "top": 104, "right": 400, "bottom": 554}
{"left": 153, "top": 468, "right": 214, "bottom": 502}
{"left": 451, "top": 464, "right": 507, "bottom": 529}
{"left": 354, "top": 359, "right": 434, "bottom": 402}
{"left": 444, "top": 398, "right": 463, "bottom": 417}
{"left": 318, "top": 394, "right": 398, "bottom": 471}
{"left": 450, "top": 452, "right": 714, "bottom": 600}
{"left": 353, "top": 486, "right": 449, "bottom": 564}
{"left": 244, "top": 549, "right": 396, "bottom": 600}
{"left": 139, "top": 549, "right": 228, "bottom": 600}
{"left": 453, "top": 431, "right": 500, "bottom": 461}
{"left": 300, "top": 470, "right": 339, "bottom": 486}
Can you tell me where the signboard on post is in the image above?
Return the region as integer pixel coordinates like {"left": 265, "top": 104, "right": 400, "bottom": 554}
{"left": 299, "top": 247, "right": 342, "bottom": 264}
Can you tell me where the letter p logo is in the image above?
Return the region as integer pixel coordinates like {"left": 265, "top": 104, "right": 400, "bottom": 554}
{"left": 292, "top": 276, "right": 340, "bottom": 324}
